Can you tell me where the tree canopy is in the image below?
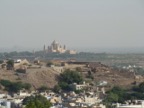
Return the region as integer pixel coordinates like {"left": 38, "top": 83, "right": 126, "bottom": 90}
{"left": 38, "top": 86, "right": 49, "bottom": 92}
{"left": 55, "top": 69, "right": 84, "bottom": 91}
{"left": 0, "top": 80, "right": 31, "bottom": 93}
{"left": 23, "top": 95, "right": 52, "bottom": 108}
{"left": 7, "top": 60, "right": 14, "bottom": 70}
{"left": 103, "top": 83, "right": 144, "bottom": 107}
{"left": 60, "top": 69, "right": 83, "bottom": 84}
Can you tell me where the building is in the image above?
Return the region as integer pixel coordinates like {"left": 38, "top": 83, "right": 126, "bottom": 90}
{"left": 44, "top": 40, "right": 77, "bottom": 54}
{"left": 0, "top": 100, "right": 11, "bottom": 108}
{"left": 116, "top": 100, "right": 144, "bottom": 108}
{"left": 71, "top": 82, "right": 89, "bottom": 90}
{"left": 47, "top": 40, "right": 66, "bottom": 53}
{"left": 66, "top": 50, "right": 77, "bottom": 55}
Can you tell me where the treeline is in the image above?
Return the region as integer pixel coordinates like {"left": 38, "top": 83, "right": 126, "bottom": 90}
{"left": 104, "top": 82, "right": 144, "bottom": 107}
{"left": 0, "top": 51, "right": 107, "bottom": 61}
{"left": 0, "top": 80, "right": 31, "bottom": 92}
{"left": 0, "top": 51, "right": 34, "bottom": 59}
{"left": 23, "top": 95, "right": 52, "bottom": 108}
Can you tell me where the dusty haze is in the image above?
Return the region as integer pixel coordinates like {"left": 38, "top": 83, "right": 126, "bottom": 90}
{"left": 0, "top": 0, "right": 144, "bottom": 52}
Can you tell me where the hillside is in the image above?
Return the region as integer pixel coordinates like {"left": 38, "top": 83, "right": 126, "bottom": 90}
{"left": 82, "top": 62, "right": 144, "bottom": 88}
{"left": 0, "top": 67, "right": 59, "bottom": 89}
{"left": 0, "top": 62, "right": 144, "bottom": 91}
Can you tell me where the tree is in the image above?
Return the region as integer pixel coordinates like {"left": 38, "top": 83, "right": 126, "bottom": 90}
{"left": 23, "top": 96, "right": 35, "bottom": 105}
{"left": 132, "top": 82, "right": 144, "bottom": 93}
{"left": 0, "top": 80, "right": 31, "bottom": 93}
{"left": 23, "top": 95, "right": 52, "bottom": 108}
{"left": 7, "top": 60, "right": 14, "bottom": 70}
{"left": 138, "top": 82, "right": 144, "bottom": 93}
{"left": 104, "top": 86, "right": 126, "bottom": 103}
{"left": 38, "top": 86, "right": 49, "bottom": 92}
{"left": 0, "top": 60, "right": 3, "bottom": 64}
{"left": 60, "top": 69, "right": 83, "bottom": 84}
{"left": 9, "top": 82, "right": 24, "bottom": 92}
{"left": 53, "top": 85, "right": 61, "bottom": 93}
{"left": 16, "top": 68, "right": 26, "bottom": 73}
{"left": 23, "top": 83, "right": 32, "bottom": 90}
{"left": 58, "top": 69, "right": 83, "bottom": 91}
{"left": 0, "top": 80, "right": 11, "bottom": 87}
{"left": 106, "top": 92, "right": 119, "bottom": 103}
{"left": 58, "top": 82, "right": 71, "bottom": 91}
{"left": 46, "top": 62, "right": 53, "bottom": 67}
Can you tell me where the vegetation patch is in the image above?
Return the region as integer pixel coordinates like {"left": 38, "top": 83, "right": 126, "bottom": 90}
{"left": 0, "top": 80, "right": 31, "bottom": 93}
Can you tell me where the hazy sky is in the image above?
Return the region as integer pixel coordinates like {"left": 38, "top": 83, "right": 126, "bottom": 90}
{"left": 0, "top": 0, "right": 144, "bottom": 50}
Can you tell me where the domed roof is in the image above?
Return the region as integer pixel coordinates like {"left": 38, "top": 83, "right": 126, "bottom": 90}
{"left": 52, "top": 40, "right": 58, "bottom": 44}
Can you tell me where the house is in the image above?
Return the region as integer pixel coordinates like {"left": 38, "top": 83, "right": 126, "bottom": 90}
{"left": 71, "top": 82, "right": 89, "bottom": 90}
{"left": 34, "top": 60, "right": 40, "bottom": 65}
{"left": 0, "top": 99, "right": 11, "bottom": 108}
{"left": 116, "top": 100, "right": 144, "bottom": 108}
{"left": 51, "top": 66, "right": 64, "bottom": 73}
{"left": 97, "top": 81, "right": 108, "bottom": 86}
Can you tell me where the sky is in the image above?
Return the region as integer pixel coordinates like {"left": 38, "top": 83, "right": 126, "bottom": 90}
{"left": 0, "top": 0, "right": 144, "bottom": 51}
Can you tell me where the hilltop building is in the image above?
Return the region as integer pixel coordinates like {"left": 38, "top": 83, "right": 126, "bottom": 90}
{"left": 43, "top": 40, "right": 77, "bottom": 54}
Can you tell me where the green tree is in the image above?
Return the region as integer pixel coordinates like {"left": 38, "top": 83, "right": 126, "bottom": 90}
{"left": 103, "top": 89, "right": 120, "bottom": 108}
{"left": 0, "top": 60, "right": 3, "bottom": 64}
{"left": 38, "top": 86, "right": 49, "bottom": 92}
{"left": 23, "top": 83, "right": 32, "bottom": 90}
{"left": 58, "top": 69, "right": 83, "bottom": 91}
{"left": 138, "top": 82, "right": 144, "bottom": 93}
{"left": 0, "top": 80, "right": 31, "bottom": 93}
{"left": 23, "top": 95, "right": 52, "bottom": 108}
{"left": 7, "top": 60, "right": 14, "bottom": 70}
{"left": 46, "top": 62, "right": 53, "bottom": 67}
{"left": 25, "top": 102, "right": 36, "bottom": 108}
{"left": 104, "top": 86, "right": 126, "bottom": 104}
{"left": 9, "top": 82, "right": 24, "bottom": 92}
{"left": 60, "top": 69, "right": 83, "bottom": 84}
{"left": 58, "top": 82, "right": 71, "bottom": 91}
{"left": 0, "top": 80, "right": 11, "bottom": 87}
{"left": 23, "top": 96, "right": 35, "bottom": 105}
{"left": 106, "top": 92, "right": 119, "bottom": 103}
{"left": 53, "top": 85, "right": 61, "bottom": 93}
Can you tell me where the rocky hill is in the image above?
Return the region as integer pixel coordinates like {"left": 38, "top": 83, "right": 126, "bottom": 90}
{"left": 0, "top": 67, "right": 59, "bottom": 89}
{"left": 0, "top": 62, "right": 144, "bottom": 91}
{"left": 84, "top": 62, "right": 144, "bottom": 88}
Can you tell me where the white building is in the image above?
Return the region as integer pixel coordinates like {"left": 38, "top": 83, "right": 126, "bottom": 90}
{"left": 116, "top": 101, "right": 144, "bottom": 108}
{"left": 71, "top": 82, "right": 89, "bottom": 90}
{"left": 45, "top": 40, "right": 77, "bottom": 54}
{"left": 47, "top": 40, "right": 66, "bottom": 53}
{"left": 0, "top": 100, "right": 11, "bottom": 108}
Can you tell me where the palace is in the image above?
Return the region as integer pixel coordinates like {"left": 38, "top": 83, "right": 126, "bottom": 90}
{"left": 43, "top": 40, "right": 77, "bottom": 54}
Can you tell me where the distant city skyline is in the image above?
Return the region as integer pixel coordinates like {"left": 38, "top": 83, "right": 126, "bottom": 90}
{"left": 0, "top": 0, "right": 144, "bottom": 51}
